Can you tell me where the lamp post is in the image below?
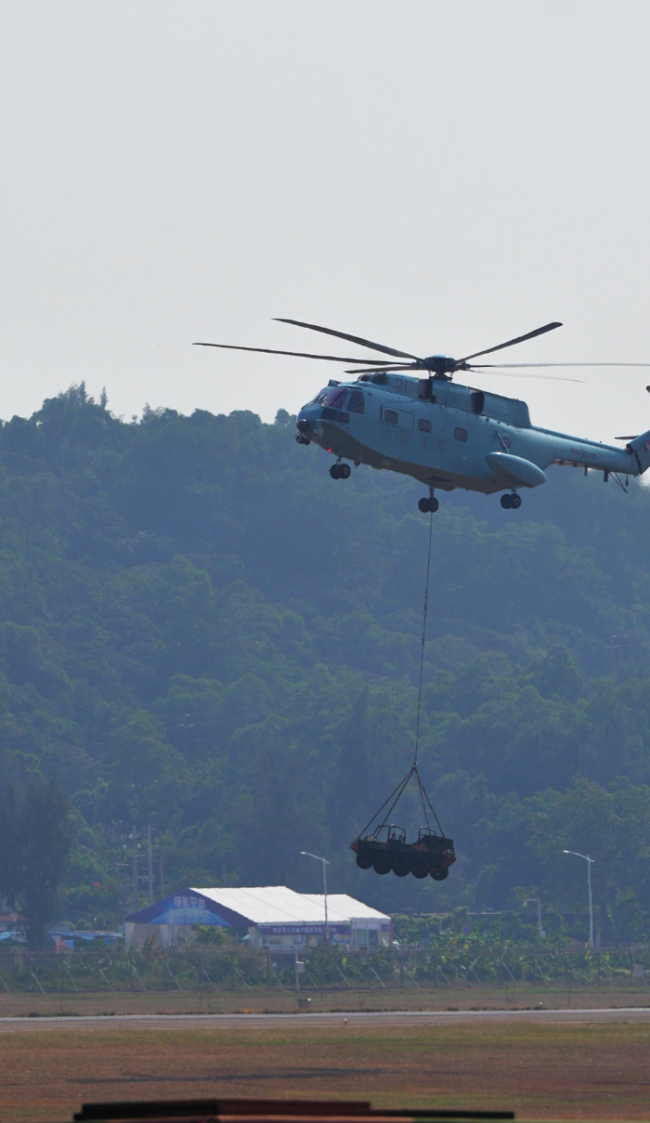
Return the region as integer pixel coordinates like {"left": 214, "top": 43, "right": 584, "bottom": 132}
{"left": 300, "top": 851, "right": 329, "bottom": 944}
{"left": 563, "top": 849, "right": 595, "bottom": 947}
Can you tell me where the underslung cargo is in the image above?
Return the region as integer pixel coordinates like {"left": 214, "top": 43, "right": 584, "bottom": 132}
{"left": 351, "top": 763, "right": 455, "bottom": 882}
{"left": 352, "top": 823, "right": 456, "bottom": 880}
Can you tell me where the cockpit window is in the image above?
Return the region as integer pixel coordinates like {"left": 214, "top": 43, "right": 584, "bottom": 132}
{"left": 323, "top": 387, "right": 348, "bottom": 410}
{"left": 348, "top": 390, "right": 365, "bottom": 414}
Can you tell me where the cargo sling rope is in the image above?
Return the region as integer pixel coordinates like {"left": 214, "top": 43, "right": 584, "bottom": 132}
{"left": 354, "top": 511, "right": 445, "bottom": 841}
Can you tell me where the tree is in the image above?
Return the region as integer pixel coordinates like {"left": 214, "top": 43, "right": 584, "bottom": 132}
{"left": 525, "top": 779, "right": 650, "bottom": 942}
{"left": 0, "top": 772, "right": 75, "bottom": 947}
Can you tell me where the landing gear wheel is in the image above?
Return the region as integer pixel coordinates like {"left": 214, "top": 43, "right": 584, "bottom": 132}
{"left": 339, "top": 463, "right": 351, "bottom": 479}
{"left": 355, "top": 850, "right": 374, "bottom": 870}
{"left": 296, "top": 433, "right": 311, "bottom": 445}
{"left": 500, "top": 493, "right": 512, "bottom": 510}
{"left": 418, "top": 496, "right": 439, "bottom": 514}
{"left": 510, "top": 493, "right": 521, "bottom": 509}
{"left": 430, "top": 867, "right": 449, "bottom": 881}
{"left": 373, "top": 852, "right": 393, "bottom": 875}
{"left": 329, "top": 463, "right": 341, "bottom": 480}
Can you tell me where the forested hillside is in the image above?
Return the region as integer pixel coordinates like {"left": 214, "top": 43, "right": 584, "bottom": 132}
{"left": 1, "top": 386, "right": 650, "bottom": 941}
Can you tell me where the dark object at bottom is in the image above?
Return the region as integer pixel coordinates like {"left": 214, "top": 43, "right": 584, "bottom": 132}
{"left": 73, "top": 1097, "right": 514, "bottom": 1122}
{"left": 351, "top": 824, "right": 455, "bottom": 880}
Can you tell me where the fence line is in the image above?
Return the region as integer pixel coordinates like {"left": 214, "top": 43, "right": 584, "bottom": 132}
{"left": 0, "top": 943, "right": 648, "bottom": 994}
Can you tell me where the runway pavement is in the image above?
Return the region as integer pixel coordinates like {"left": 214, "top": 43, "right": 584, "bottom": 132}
{"left": 1, "top": 1006, "right": 650, "bottom": 1031}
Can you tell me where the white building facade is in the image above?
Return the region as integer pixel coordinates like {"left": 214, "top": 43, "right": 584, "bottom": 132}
{"left": 125, "top": 886, "right": 391, "bottom": 951}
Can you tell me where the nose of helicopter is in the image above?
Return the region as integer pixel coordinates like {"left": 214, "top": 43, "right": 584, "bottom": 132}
{"left": 296, "top": 403, "right": 320, "bottom": 431}
{"left": 295, "top": 403, "right": 322, "bottom": 445}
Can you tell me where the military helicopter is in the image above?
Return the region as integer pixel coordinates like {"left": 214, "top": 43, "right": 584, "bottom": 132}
{"left": 195, "top": 319, "right": 650, "bottom": 512}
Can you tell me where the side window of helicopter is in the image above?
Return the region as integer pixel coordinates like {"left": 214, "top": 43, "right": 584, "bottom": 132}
{"left": 383, "top": 408, "right": 398, "bottom": 425}
{"left": 347, "top": 390, "right": 365, "bottom": 414}
{"left": 454, "top": 427, "right": 468, "bottom": 442}
{"left": 418, "top": 418, "right": 432, "bottom": 433}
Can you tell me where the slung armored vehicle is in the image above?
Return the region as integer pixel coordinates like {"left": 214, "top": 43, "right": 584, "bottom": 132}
{"left": 352, "top": 825, "right": 456, "bottom": 881}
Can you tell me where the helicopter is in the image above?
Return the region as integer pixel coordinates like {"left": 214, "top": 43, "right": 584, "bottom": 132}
{"left": 195, "top": 319, "right": 650, "bottom": 512}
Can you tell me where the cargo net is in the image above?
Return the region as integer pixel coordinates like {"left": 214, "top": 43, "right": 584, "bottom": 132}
{"left": 351, "top": 513, "right": 456, "bottom": 881}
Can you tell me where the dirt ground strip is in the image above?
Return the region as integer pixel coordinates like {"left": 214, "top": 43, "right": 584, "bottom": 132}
{"left": 0, "top": 984, "right": 649, "bottom": 1018}
{"left": 1, "top": 1019, "right": 650, "bottom": 1123}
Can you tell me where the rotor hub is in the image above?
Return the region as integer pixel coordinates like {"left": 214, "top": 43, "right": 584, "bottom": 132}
{"left": 420, "top": 355, "right": 467, "bottom": 378}
{"left": 423, "top": 355, "right": 453, "bottom": 374}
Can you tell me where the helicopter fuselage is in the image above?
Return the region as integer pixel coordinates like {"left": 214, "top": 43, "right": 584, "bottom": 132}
{"left": 297, "top": 372, "right": 650, "bottom": 497}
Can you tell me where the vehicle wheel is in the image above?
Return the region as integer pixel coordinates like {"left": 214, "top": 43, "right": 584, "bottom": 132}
{"left": 373, "top": 852, "right": 393, "bottom": 875}
{"left": 430, "top": 867, "right": 449, "bottom": 881}
{"left": 356, "top": 850, "right": 374, "bottom": 870}
{"left": 510, "top": 493, "right": 522, "bottom": 509}
{"left": 339, "top": 463, "right": 351, "bottom": 479}
{"left": 295, "top": 433, "right": 310, "bottom": 445}
{"left": 411, "top": 854, "right": 430, "bottom": 879}
{"left": 500, "top": 493, "right": 512, "bottom": 509}
{"left": 429, "top": 497, "right": 439, "bottom": 512}
{"left": 329, "top": 463, "right": 341, "bottom": 480}
{"left": 418, "top": 497, "right": 430, "bottom": 513}
{"left": 393, "top": 854, "right": 412, "bottom": 878}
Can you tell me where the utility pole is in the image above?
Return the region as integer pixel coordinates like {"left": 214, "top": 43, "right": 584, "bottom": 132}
{"left": 131, "top": 826, "right": 138, "bottom": 910}
{"left": 524, "top": 898, "right": 545, "bottom": 939}
{"left": 147, "top": 825, "right": 154, "bottom": 905}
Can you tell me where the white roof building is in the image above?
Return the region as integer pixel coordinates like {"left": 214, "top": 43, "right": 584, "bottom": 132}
{"left": 125, "top": 885, "right": 391, "bottom": 951}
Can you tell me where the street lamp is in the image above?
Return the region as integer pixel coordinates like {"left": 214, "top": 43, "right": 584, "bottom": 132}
{"left": 300, "top": 851, "right": 329, "bottom": 944}
{"left": 563, "top": 849, "right": 595, "bottom": 947}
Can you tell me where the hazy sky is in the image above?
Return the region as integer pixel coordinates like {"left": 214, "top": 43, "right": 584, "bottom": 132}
{"left": 2, "top": 0, "right": 650, "bottom": 442}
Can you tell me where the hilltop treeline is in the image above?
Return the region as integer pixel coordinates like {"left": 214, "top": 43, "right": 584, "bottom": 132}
{"left": 0, "top": 386, "right": 650, "bottom": 941}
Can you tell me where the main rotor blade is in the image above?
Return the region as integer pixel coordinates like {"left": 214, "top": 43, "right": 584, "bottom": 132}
{"left": 345, "top": 365, "right": 416, "bottom": 375}
{"left": 471, "top": 361, "right": 650, "bottom": 368}
{"left": 193, "top": 342, "right": 395, "bottom": 364}
{"left": 275, "top": 318, "right": 419, "bottom": 361}
{"left": 457, "top": 322, "right": 563, "bottom": 365}
{"left": 471, "top": 368, "right": 583, "bottom": 383}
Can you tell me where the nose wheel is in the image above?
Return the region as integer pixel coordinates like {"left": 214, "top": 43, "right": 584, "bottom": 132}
{"left": 501, "top": 492, "right": 521, "bottom": 510}
{"left": 330, "top": 460, "right": 351, "bottom": 480}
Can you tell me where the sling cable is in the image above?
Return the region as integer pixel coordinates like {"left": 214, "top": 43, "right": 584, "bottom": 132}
{"left": 350, "top": 512, "right": 456, "bottom": 881}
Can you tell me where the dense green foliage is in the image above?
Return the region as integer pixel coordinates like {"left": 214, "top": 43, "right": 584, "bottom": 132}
{"left": 1, "top": 385, "right": 650, "bottom": 941}
{"left": 4, "top": 935, "right": 648, "bottom": 994}
{"left": 0, "top": 768, "right": 73, "bottom": 945}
